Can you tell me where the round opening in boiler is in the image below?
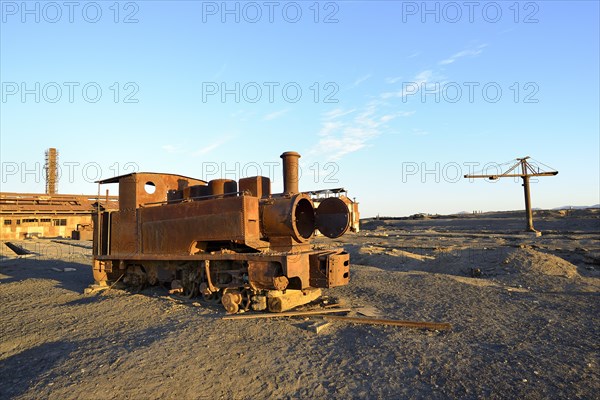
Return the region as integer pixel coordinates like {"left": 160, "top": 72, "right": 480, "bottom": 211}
{"left": 294, "top": 198, "right": 315, "bottom": 239}
{"left": 144, "top": 181, "right": 156, "bottom": 194}
{"left": 316, "top": 197, "right": 350, "bottom": 238}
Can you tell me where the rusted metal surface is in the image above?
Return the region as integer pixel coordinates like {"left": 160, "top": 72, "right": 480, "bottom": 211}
{"left": 91, "top": 151, "right": 358, "bottom": 313}
{"left": 309, "top": 250, "right": 350, "bottom": 288}
{"left": 208, "top": 179, "right": 237, "bottom": 196}
{"left": 262, "top": 194, "right": 315, "bottom": 243}
{"left": 309, "top": 191, "right": 360, "bottom": 234}
{"left": 281, "top": 151, "right": 301, "bottom": 194}
{"left": 248, "top": 261, "right": 289, "bottom": 291}
{"left": 315, "top": 197, "right": 351, "bottom": 238}
{"left": 72, "top": 223, "right": 94, "bottom": 241}
{"left": 239, "top": 176, "right": 271, "bottom": 198}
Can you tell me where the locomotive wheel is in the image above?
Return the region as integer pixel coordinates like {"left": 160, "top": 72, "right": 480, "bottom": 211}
{"left": 124, "top": 265, "right": 147, "bottom": 292}
{"left": 200, "top": 282, "right": 221, "bottom": 303}
{"left": 222, "top": 289, "right": 243, "bottom": 314}
{"left": 222, "top": 297, "right": 239, "bottom": 314}
{"left": 146, "top": 265, "right": 159, "bottom": 286}
{"left": 201, "top": 289, "right": 222, "bottom": 304}
{"left": 184, "top": 282, "right": 199, "bottom": 299}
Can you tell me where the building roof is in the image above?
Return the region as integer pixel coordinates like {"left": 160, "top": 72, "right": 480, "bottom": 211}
{"left": 96, "top": 172, "right": 207, "bottom": 185}
{"left": 0, "top": 192, "right": 118, "bottom": 215}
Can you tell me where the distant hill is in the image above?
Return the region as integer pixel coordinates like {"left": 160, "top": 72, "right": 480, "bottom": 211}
{"left": 552, "top": 204, "right": 600, "bottom": 210}
{"left": 366, "top": 205, "right": 600, "bottom": 219}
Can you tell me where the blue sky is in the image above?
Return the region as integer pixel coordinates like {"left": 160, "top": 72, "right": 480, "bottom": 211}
{"left": 1, "top": 1, "right": 598, "bottom": 217}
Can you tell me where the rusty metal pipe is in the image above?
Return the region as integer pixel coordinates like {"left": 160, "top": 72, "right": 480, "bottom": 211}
{"left": 280, "top": 151, "right": 301, "bottom": 194}
{"left": 261, "top": 193, "right": 315, "bottom": 242}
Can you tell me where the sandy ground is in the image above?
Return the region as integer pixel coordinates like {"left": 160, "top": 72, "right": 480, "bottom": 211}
{"left": 1, "top": 209, "right": 599, "bottom": 399}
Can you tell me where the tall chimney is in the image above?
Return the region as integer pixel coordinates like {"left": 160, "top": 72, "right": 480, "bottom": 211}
{"left": 280, "top": 151, "right": 301, "bottom": 194}
{"left": 45, "top": 148, "right": 58, "bottom": 194}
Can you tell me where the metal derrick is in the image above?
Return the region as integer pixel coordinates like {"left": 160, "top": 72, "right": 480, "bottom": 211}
{"left": 464, "top": 157, "right": 558, "bottom": 233}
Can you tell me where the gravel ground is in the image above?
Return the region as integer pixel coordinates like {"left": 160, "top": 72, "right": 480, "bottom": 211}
{"left": 1, "top": 209, "right": 599, "bottom": 399}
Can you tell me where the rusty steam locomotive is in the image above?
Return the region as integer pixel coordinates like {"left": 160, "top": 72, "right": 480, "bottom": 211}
{"left": 92, "top": 152, "right": 358, "bottom": 313}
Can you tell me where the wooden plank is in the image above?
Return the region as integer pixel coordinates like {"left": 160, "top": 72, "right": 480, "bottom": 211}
{"left": 311, "top": 321, "right": 332, "bottom": 334}
{"left": 222, "top": 308, "right": 352, "bottom": 320}
{"left": 322, "top": 315, "right": 451, "bottom": 331}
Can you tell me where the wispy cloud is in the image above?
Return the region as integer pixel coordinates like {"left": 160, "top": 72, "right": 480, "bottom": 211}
{"left": 192, "top": 136, "right": 231, "bottom": 157}
{"left": 385, "top": 76, "right": 403, "bottom": 84}
{"left": 163, "top": 136, "right": 233, "bottom": 157}
{"left": 381, "top": 70, "right": 435, "bottom": 99}
{"left": 380, "top": 111, "right": 415, "bottom": 122}
{"left": 350, "top": 73, "right": 372, "bottom": 88}
{"left": 312, "top": 44, "right": 485, "bottom": 158}
{"left": 230, "top": 109, "right": 255, "bottom": 122}
{"left": 322, "top": 108, "right": 356, "bottom": 120}
{"left": 263, "top": 108, "right": 289, "bottom": 121}
{"left": 162, "top": 144, "right": 181, "bottom": 154}
{"left": 414, "top": 70, "right": 433, "bottom": 82}
{"left": 439, "top": 44, "right": 487, "bottom": 65}
{"left": 320, "top": 120, "right": 345, "bottom": 136}
{"left": 310, "top": 103, "right": 414, "bottom": 161}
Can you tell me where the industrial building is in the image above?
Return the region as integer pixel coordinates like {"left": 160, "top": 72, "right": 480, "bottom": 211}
{"left": 0, "top": 148, "right": 117, "bottom": 240}
{"left": 0, "top": 192, "right": 117, "bottom": 240}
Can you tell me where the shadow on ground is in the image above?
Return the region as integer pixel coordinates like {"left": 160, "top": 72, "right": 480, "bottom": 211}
{"left": 0, "top": 340, "right": 77, "bottom": 399}
{"left": 0, "top": 257, "right": 92, "bottom": 294}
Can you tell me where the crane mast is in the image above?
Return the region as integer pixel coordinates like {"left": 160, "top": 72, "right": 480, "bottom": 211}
{"left": 464, "top": 157, "right": 558, "bottom": 234}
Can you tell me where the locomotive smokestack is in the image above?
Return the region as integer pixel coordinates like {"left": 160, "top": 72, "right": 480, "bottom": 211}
{"left": 280, "top": 151, "right": 301, "bottom": 194}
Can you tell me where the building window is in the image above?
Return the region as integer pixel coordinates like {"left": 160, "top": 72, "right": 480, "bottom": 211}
{"left": 16, "top": 220, "right": 20, "bottom": 225}
{"left": 52, "top": 219, "right": 67, "bottom": 226}
{"left": 23, "top": 218, "right": 39, "bottom": 223}
{"left": 40, "top": 218, "right": 51, "bottom": 223}
{"left": 3, "top": 220, "right": 11, "bottom": 225}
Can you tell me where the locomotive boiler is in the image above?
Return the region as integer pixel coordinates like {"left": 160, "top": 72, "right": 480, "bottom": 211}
{"left": 92, "top": 151, "right": 357, "bottom": 313}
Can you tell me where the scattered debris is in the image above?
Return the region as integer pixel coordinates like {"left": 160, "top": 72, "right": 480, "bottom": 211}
{"left": 222, "top": 308, "right": 352, "bottom": 320}
{"left": 355, "top": 306, "right": 382, "bottom": 318}
{"left": 83, "top": 284, "right": 109, "bottom": 295}
{"left": 169, "top": 280, "right": 184, "bottom": 295}
{"left": 322, "top": 315, "right": 452, "bottom": 331}
{"left": 84, "top": 273, "right": 124, "bottom": 295}
{"left": 321, "top": 296, "right": 348, "bottom": 309}
{"left": 309, "top": 321, "right": 332, "bottom": 334}
{"left": 470, "top": 268, "right": 482, "bottom": 278}
{"left": 223, "top": 307, "right": 450, "bottom": 331}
